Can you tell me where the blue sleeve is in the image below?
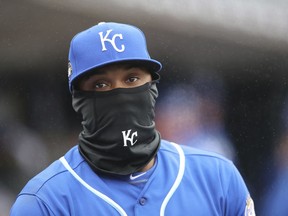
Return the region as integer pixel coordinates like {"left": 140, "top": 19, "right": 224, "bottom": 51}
{"left": 10, "top": 194, "right": 53, "bottom": 216}
{"left": 224, "top": 163, "right": 254, "bottom": 216}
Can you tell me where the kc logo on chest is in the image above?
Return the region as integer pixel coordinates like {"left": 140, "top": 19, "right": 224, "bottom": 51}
{"left": 98, "top": 29, "right": 125, "bottom": 52}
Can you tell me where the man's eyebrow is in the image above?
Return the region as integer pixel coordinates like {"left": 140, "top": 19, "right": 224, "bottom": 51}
{"left": 86, "top": 69, "right": 107, "bottom": 78}
{"left": 125, "top": 64, "right": 149, "bottom": 72}
{"left": 124, "top": 64, "right": 136, "bottom": 70}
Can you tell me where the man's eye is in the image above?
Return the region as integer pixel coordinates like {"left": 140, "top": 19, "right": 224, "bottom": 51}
{"left": 95, "top": 83, "right": 108, "bottom": 89}
{"left": 127, "top": 77, "right": 139, "bottom": 83}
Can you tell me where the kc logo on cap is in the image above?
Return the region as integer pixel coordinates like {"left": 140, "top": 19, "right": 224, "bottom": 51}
{"left": 99, "top": 29, "right": 125, "bottom": 52}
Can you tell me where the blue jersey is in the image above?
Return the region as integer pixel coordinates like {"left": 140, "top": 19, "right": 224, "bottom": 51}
{"left": 10, "top": 140, "right": 254, "bottom": 216}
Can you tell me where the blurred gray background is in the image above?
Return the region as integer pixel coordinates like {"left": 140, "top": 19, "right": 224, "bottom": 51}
{"left": 2, "top": 0, "right": 288, "bottom": 215}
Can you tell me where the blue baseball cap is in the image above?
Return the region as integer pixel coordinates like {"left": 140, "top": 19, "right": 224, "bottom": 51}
{"left": 68, "top": 22, "right": 162, "bottom": 92}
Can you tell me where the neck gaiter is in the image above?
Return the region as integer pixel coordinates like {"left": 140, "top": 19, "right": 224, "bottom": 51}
{"left": 72, "top": 81, "right": 160, "bottom": 175}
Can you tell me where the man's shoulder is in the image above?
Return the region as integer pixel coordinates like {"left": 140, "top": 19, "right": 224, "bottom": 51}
{"left": 159, "top": 139, "right": 235, "bottom": 176}
{"left": 20, "top": 146, "right": 83, "bottom": 195}
{"left": 159, "top": 140, "right": 246, "bottom": 193}
{"left": 160, "top": 139, "right": 232, "bottom": 162}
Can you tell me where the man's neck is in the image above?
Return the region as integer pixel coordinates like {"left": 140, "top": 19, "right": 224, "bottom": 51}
{"left": 140, "top": 157, "right": 155, "bottom": 172}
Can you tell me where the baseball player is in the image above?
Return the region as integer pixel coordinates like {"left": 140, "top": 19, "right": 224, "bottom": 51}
{"left": 10, "top": 22, "right": 255, "bottom": 216}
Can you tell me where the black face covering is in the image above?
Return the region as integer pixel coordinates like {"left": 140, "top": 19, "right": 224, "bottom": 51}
{"left": 72, "top": 81, "right": 160, "bottom": 175}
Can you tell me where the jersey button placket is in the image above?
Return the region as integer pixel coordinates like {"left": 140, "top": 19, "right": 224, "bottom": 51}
{"left": 139, "top": 197, "right": 147, "bottom": 206}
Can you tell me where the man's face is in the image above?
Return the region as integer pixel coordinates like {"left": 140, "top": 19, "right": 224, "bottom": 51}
{"left": 77, "top": 63, "right": 152, "bottom": 92}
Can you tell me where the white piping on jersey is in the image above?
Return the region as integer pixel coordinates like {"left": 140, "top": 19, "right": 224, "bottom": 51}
{"left": 59, "top": 157, "right": 127, "bottom": 216}
{"left": 59, "top": 142, "right": 185, "bottom": 216}
{"left": 160, "top": 142, "right": 185, "bottom": 216}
